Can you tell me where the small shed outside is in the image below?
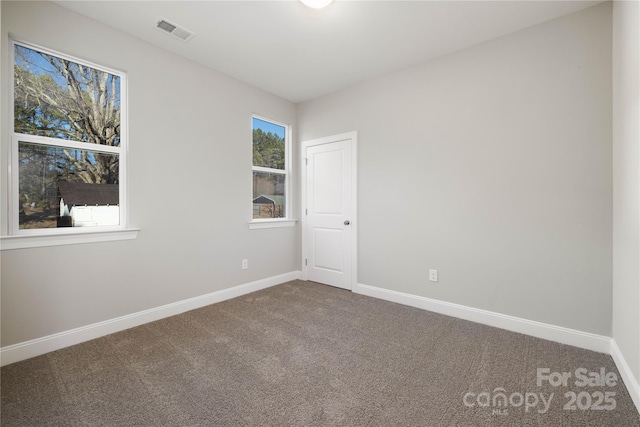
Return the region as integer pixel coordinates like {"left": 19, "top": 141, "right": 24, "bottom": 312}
{"left": 252, "top": 195, "right": 285, "bottom": 218}
{"left": 57, "top": 181, "right": 119, "bottom": 227}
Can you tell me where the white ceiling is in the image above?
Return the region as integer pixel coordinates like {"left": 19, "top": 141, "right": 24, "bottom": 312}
{"left": 55, "top": 0, "right": 603, "bottom": 103}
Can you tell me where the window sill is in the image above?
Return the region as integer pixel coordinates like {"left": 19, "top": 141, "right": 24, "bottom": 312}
{"left": 248, "top": 219, "right": 297, "bottom": 230}
{"left": 0, "top": 228, "right": 140, "bottom": 250}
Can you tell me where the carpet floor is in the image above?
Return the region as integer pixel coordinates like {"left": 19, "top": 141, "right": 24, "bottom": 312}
{"left": 1, "top": 280, "right": 639, "bottom": 426}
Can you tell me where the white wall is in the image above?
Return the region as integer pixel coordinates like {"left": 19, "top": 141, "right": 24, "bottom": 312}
{"left": 613, "top": 0, "right": 640, "bottom": 382}
{"left": 0, "top": 1, "right": 299, "bottom": 346}
{"left": 298, "top": 3, "right": 613, "bottom": 335}
{"left": 0, "top": 0, "right": 622, "bottom": 357}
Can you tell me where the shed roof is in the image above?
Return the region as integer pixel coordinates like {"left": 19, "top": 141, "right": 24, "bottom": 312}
{"left": 253, "top": 195, "right": 284, "bottom": 205}
{"left": 58, "top": 181, "right": 119, "bottom": 206}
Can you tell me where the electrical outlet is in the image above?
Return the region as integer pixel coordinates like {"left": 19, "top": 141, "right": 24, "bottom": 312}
{"left": 242, "top": 259, "right": 248, "bottom": 270}
{"left": 429, "top": 269, "right": 438, "bottom": 282}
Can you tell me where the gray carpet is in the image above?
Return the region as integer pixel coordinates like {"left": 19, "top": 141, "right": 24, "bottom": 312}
{"left": 2, "top": 280, "right": 639, "bottom": 426}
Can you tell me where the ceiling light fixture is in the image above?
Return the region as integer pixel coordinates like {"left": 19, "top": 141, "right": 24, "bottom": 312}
{"left": 300, "top": 0, "right": 334, "bottom": 9}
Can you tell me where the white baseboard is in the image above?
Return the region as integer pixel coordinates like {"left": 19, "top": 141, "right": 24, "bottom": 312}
{"left": 353, "top": 283, "right": 611, "bottom": 354}
{"left": 4, "top": 275, "right": 639, "bottom": 415}
{"left": 357, "top": 282, "right": 640, "bottom": 414}
{"left": 611, "top": 339, "right": 640, "bottom": 414}
{"left": 0, "top": 271, "right": 302, "bottom": 367}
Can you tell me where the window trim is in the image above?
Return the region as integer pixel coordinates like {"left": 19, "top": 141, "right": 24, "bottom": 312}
{"left": 248, "top": 219, "right": 297, "bottom": 230}
{"left": 0, "top": 228, "right": 140, "bottom": 251}
{"left": 249, "top": 114, "right": 292, "bottom": 226}
{"left": 6, "top": 39, "right": 131, "bottom": 242}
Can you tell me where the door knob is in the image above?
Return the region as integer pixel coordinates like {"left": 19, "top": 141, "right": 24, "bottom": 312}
{"left": 344, "top": 220, "right": 350, "bottom": 225}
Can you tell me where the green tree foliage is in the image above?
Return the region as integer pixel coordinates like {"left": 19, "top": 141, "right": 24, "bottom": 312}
{"left": 253, "top": 128, "right": 284, "bottom": 170}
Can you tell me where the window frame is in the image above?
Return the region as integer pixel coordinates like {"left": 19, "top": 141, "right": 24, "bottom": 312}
{"left": 249, "top": 114, "right": 295, "bottom": 229}
{"left": 2, "top": 39, "right": 137, "bottom": 249}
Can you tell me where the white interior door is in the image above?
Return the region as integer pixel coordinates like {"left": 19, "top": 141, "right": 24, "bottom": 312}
{"left": 302, "top": 132, "right": 357, "bottom": 290}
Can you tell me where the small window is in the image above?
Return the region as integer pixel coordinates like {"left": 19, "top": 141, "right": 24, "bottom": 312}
{"left": 252, "top": 116, "right": 289, "bottom": 220}
{"left": 10, "top": 40, "right": 126, "bottom": 232}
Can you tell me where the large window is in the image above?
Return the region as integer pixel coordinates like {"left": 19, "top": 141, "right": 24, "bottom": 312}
{"left": 252, "top": 116, "right": 289, "bottom": 220}
{"left": 10, "top": 40, "right": 126, "bottom": 233}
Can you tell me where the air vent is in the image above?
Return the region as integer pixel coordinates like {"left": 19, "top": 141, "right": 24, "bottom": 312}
{"left": 155, "top": 18, "right": 195, "bottom": 42}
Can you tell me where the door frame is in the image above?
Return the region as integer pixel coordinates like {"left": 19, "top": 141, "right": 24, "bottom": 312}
{"left": 301, "top": 131, "right": 358, "bottom": 290}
